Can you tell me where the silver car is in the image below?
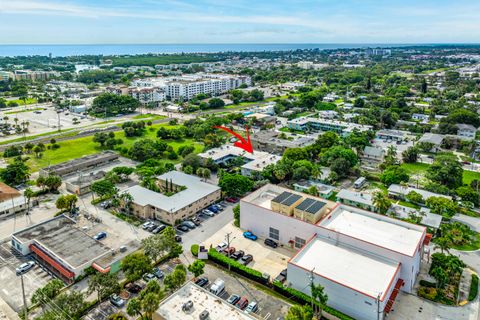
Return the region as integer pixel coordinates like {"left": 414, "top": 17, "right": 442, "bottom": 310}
{"left": 16, "top": 261, "right": 35, "bottom": 275}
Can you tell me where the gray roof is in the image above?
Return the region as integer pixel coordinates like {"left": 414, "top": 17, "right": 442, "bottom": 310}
{"left": 125, "top": 171, "right": 220, "bottom": 212}
{"left": 418, "top": 133, "right": 444, "bottom": 146}
{"left": 362, "top": 146, "right": 385, "bottom": 158}
{"left": 336, "top": 189, "right": 373, "bottom": 206}
{"left": 389, "top": 204, "right": 442, "bottom": 229}
{"left": 387, "top": 184, "right": 452, "bottom": 200}
{"left": 456, "top": 123, "right": 477, "bottom": 132}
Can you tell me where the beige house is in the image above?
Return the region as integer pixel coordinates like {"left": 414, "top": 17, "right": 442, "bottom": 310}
{"left": 124, "top": 171, "right": 221, "bottom": 224}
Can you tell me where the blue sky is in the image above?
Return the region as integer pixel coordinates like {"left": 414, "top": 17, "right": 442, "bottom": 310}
{"left": 0, "top": 0, "right": 479, "bottom": 44}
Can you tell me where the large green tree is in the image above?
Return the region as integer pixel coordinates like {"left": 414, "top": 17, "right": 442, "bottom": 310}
{"left": 218, "top": 173, "right": 254, "bottom": 197}
{"left": 427, "top": 155, "right": 463, "bottom": 189}
{"left": 121, "top": 252, "right": 152, "bottom": 282}
{"left": 90, "top": 93, "right": 140, "bottom": 117}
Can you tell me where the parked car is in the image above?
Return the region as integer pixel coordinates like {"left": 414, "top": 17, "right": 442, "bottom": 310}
{"left": 231, "top": 250, "right": 245, "bottom": 260}
{"left": 223, "top": 246, "right": 236, "bottom": 256}
{"left": 243, "top": 231, "right": 257, "bottom": 241}
{"left": 239, "top": 254, "right": 253, "bottom": 266}
{"left": 235, "top": 297, "right": 249, "bottom": 310}
{"left": 213, "top": 204, "right": 223, "bottom": 211}
{"left": 175, "top": 235, "right": 182, "bottom": 242}
{"left": 152, "top": 224, "right": 166, "bottom": 234}
{"left": 153, "top": 267, "right": 164, "bottom": 279}
{"left": 274, "top": 269, "right": 287, "bottom": 283}
{"left": 119, "top": 245, "right": 128, "bottom": 253}
{"left": 182, "top": 221, "right": 196, "bottom": 229}
{"left": 125, "top": 283, "right": 143, "bottom": 294}
{"left": 109, "top": 294, "right": 125, "bottom": 307}
{"left": 94, "top": 232, "right": 107, "bottom": 240}
{"left": 142, "top": 221, "right": 154, "bottom": 230}
{"left": 143, "top": 273, "right": 156, "bottom": 282}
{"left": 15, "top": 261, "right": 35, "bottom": 275}
{"left": 202, "top": 209, "right": 215, "bottom": 217}
{"left": 195, "top": 277, "right": 209, "bottom": 287}
{"left": 225, "top": 197, "right": 239, "bottom": 203}
{"left": 176, "top": 225, "right": 189, "bottom": 232}
{"left": 245, "top": 301, "right": 258, "bottom": 314}
{"left": 210, "top": 278, "right": 225, "bottom": 296}
{"left": 216, "top": 242, "right": 228, "bottom": 252}
{"left": 147, "top": 224, "right": 158, "bottom": 232}
{"left": 182, "top": 300, "right": 193, "bottom": 312}
{"left": 264, "top": 238, "right": 278, "bottom": 248}
{"left": 227, "top": 294, "right": 241, "bottom": 305}
{"left": 192, "top": 217, "right": 201, "bottom": 226}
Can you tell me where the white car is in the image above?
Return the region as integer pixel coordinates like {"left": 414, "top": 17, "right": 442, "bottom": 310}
{"left": 142, "top": 221, "right": 154, "bottom": 230}
{"left": 202, "top": 209, "right": 215, "bottom": 217}
{"left": 216, "top": 242, "right": 228, "bottom": 252}
{"left": 16, "top": 261, "right": 35, "bottom": 275}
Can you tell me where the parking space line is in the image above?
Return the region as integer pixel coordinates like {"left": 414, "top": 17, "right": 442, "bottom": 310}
{"left": 263, "top": 312, "right": 271, "bottom": 319}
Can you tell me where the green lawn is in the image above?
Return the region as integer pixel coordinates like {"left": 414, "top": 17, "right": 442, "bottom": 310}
{"left": 5, "top": 107, "right": 43, "bottom": 115}
{"left": 449, "top": 232, "right": 480, "bottom": 251}
{"left": 131, "top": 114, "right": 167, "bottom": 121}
{"left": 401, "top": 162, "right": 480, "bottom": 185}
{"left": 7, "top": 98, "right": 37, "bottom": 106}
{"left": 24, "top": 122, "right": 203, "bottom": 171}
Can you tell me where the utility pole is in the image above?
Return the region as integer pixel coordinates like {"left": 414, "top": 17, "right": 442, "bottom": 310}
{"left": 21, "top": 273, "right": 28, "bottom": 320}
{"left": 225, "top": 232, "right": 235, "bottom": 271}
{"left": 376, "top": 292, "right": 382, "bottom": 320}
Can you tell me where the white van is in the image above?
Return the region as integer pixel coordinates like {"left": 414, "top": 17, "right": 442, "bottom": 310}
{"left": 210, "top": 278, "right": 225, "bottom": 296}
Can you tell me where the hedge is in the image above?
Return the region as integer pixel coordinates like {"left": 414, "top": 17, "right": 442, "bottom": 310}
{"left": 207, "top": 248, "right": 267, "bottom": 284}
{"left": 191, "top": 244, "right": 199, "bottom": 256}
{"left": 469, "top": 274, "right": 479, "bottom": 301}
{"left": 272, "top": 281, "right": 354, "bottom": 320}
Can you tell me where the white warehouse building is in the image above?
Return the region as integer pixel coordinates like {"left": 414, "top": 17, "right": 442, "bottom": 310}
{"left": 240, "top": 184, "right": 427, "bottom": 320}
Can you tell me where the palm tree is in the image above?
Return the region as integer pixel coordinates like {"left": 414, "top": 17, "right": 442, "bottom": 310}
{"left": 373, "top": 191, "right": 392, "bottom": 214}
{"left": 141, "top": 292, "right": 161, "bottom": 320}
{"left": 126, "top": 298, "right": 143, "bottom": 319}
{"left": 311, "top": 283, "right": 328, "bottom": 318}
{"left": 24, "top": 188, "right": 35, "bottom": 215}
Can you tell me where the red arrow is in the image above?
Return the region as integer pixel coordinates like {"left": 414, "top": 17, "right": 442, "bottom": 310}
{"left": 214, "top": 126, "right": 254, "bottom": 153}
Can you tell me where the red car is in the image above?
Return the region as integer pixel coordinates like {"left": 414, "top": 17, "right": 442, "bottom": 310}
{"left": 235, "top": 296, "right": 249, "bottom": 310}
{"left": 225, "top": 197, "right": 239, "bottom": 203}
{"left": 223, "top": 246, "right": 236, "bottom": 256}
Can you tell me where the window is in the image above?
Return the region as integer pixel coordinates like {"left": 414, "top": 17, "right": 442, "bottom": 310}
{"left": 294, "top": 237, "right": 306, "bottom": 249}
{"left": 269, "top": 227, "right": 279, "bottom": 240}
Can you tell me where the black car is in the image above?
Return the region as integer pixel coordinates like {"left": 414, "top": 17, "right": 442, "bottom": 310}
{"left": 274, "top": 269, "right": 287, "bottom": 283}
{"left": 230, "top": 250, "right": 245, "bottom": 260}
{"left": 240, "top": 254, "right": 253, "bottom": 265}
{"left": 125, "top": 283, "right": 143, "bottom": 294}
{"left": 147, "top": 224, "right": 158, "bottom": 232}
{"left": 195, "top": 277, "right": 209, "bottom": 287}
{"left": 175, "top": 235, "right": 182, "bottom": 242}
{"left": 264, "top": 238, "right": 278, "bottom": 248}
{"left": 176, "top": 225, "right": 189, "bottom": 232}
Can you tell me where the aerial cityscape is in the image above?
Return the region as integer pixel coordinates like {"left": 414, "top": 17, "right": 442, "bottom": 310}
{"left": 0, "top": 1, "right": 479, "bottom": 320}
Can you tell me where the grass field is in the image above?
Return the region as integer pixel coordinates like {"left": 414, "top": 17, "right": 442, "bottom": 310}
{"left": 401, "top": 162, "right": 480, "bottom": 185}
{"left": 6, "top": 98, "right": 37, "bottom": 106}
{"left": 24, "top": 122, "right": 203, "bottom": 171}
{"left": 5, "top": 107, "right": 43, "bottom": 115}
{"left": 131, "top": 114, "right": 167, "bottom": 121}
{"left": 449, "top": 232, "right": 480, "bottom": 251}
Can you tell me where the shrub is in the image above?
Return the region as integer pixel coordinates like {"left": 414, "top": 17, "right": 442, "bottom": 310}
{"left": 191, "top": 244, "right": 199, "bottom": 256}
{"left": 418, "top": 286, "right": 438, "bottom": 301}
{"left": 107, "top": 313, "right": 128, "bottom": 320}
{"left": 469, "top": 274, "right": 479, "bottom": 301}
{"left": 208, "top": 249, "right": 266, "bottom": 284}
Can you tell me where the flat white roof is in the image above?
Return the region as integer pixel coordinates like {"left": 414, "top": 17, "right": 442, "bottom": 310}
{"left": 199, "top": 145, "right": 281, "bottom": 172}
{"left": 291, "top": 237, "right": 399, "bottom": 299}
{"left": 319, "top": 206, "right": 425, "bottom": 256}
{"left": 124, "top": 171, "right": 220, "bottom": 212}
{"left": 155, "top": 282, "right": 256, "bottom": 320}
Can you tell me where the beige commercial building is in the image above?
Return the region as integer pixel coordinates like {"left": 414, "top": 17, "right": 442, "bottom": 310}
{"left": 125, "top": 171, "right": 221, "bottom": 224}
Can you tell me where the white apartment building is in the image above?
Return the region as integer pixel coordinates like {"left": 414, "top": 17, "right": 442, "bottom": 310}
{"left": 129, "top": 87, "right": 166, "bottom": 105}
{"left": 240, "top": 184, "right": 426, "bottom": 320}
{"left": 129, "top": 73, "right": 251, "bottom": 101}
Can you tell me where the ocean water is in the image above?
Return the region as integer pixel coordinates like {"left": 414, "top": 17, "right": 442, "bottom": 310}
{"left": 0, "top": 43, "right": 412, "bottom": 57}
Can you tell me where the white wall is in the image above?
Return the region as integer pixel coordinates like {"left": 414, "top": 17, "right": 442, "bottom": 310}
{"left": 288, "top": 262, "right": 391, "bottom": 320}
{"left": 240, "top": 200, "right": 423, "bottom": 293}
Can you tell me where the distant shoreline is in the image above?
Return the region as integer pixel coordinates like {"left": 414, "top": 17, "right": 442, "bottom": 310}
{"left": 1, "top": 43, "right": 477, "bottom": 57}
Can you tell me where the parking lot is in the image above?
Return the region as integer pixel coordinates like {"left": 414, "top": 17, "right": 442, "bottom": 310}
{"left": 202, "top": 222, "right": 293, "bottom": 280}
{"left": 0, "top": 241, "right": 54, "bottom": 312}
{"left": 84, "top": 259, "right": 182, "bottom": 320}
{"left": 201, "top": 264, "right": 290, "bottom": 320}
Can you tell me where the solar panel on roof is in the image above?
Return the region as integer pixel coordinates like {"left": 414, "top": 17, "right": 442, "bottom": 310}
{"left": 305, "top": 200, "right": 327, "bottom": 214}
{"left": 282, "top": 194, "right": 302, "bottom": 206}
{"left": 272, "top": 191, "right": 292, "bottom": 204}
{"left": 295, "top": 198, "right": 315, "bottom": 211}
